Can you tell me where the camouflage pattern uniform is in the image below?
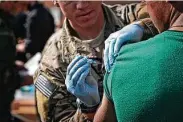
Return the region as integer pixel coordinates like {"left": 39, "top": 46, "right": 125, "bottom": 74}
{"left": 34, "top": 3, "right": 158, "bottom": 122}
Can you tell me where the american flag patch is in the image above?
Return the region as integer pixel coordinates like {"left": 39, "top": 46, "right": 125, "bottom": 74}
{"left": 35, "top": 74, "right": 57, "bottom": 98}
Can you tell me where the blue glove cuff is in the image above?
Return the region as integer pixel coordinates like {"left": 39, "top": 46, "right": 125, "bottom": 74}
{"left": 77, "top": 99, "right": 99, "bottom": 113}
{"left": 131, "top": 21, "right": 144, "bottom": 31}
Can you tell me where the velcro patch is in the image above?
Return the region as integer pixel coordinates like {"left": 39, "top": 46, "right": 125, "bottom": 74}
{"left": 35, "top": 74, "right": 57, "bottom": 98}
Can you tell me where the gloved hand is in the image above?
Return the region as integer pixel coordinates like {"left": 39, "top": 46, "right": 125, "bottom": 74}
{"left": 104, "top": 23, "right": 144, "bottom": 72}
{"left": 65, "top": 55, "right": 100, "bottom": 107}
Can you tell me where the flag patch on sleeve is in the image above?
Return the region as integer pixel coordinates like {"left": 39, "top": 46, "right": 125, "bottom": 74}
{"left": 35, "top": 74, "right": 57, "bottom": 98}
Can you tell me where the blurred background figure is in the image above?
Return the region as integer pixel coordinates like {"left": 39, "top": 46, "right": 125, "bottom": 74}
{"left": 0, "top": 1, "right": 18, "bottom": 122}
{"left": 16, "top": 1, "right": 55, "bottom": 58}
{"left": 0, "top": 1, "right": 58, "bottom": 121}
{"left": 15, "top": 1, "right": 56, "bottom": 88}
{"left": 43, "top": 1, "right": 64, "bottom": 29}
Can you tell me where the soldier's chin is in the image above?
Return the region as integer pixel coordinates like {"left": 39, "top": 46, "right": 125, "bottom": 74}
{"left": 77, "top": 19, "right": 95, "bottom": 28}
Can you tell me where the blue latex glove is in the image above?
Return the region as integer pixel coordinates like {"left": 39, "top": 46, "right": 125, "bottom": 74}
{"left": 104, "top": 23, "right": 144, "bottom": 72}
{"left": 65, "top": 55, "right": 100, "bottom": 107}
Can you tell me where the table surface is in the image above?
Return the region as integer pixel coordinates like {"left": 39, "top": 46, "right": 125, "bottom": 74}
{"left": 11, "top": 90, "right": 39, "bottom": 122}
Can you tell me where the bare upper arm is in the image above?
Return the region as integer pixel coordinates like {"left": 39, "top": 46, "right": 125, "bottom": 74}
{"left": 94, "top": 94, "right": 117, "bottom": 122}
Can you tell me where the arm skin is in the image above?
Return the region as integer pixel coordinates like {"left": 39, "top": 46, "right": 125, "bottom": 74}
{"left": 93, "top": 95, "right": 117, "bottom": 122}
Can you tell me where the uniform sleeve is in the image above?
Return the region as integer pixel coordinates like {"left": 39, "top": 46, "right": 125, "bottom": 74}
{"left": 34, "top": 29, "right": 103, "bottom": 122}
{"left": 110, "top": 2, "right": 158, "bottom": 40}
{"left": 109, "top": 2, "right": 148, "bottom": 24}
{"left": 33, "top": 34, "right": 77, "bottom": 122}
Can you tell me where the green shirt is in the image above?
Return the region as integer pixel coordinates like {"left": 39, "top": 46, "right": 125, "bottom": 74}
{"left": 104, "top": 30, "right": 183, "bottom": 122}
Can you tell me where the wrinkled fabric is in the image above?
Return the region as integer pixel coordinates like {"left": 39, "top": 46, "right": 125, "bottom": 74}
{"left": 104, "top": 31, "right": 183, "bottom": 122}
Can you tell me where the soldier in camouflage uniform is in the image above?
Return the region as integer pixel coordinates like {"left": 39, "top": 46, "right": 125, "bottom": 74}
{"left": 34, "top": 1, "right": 158, "bottom": 122}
